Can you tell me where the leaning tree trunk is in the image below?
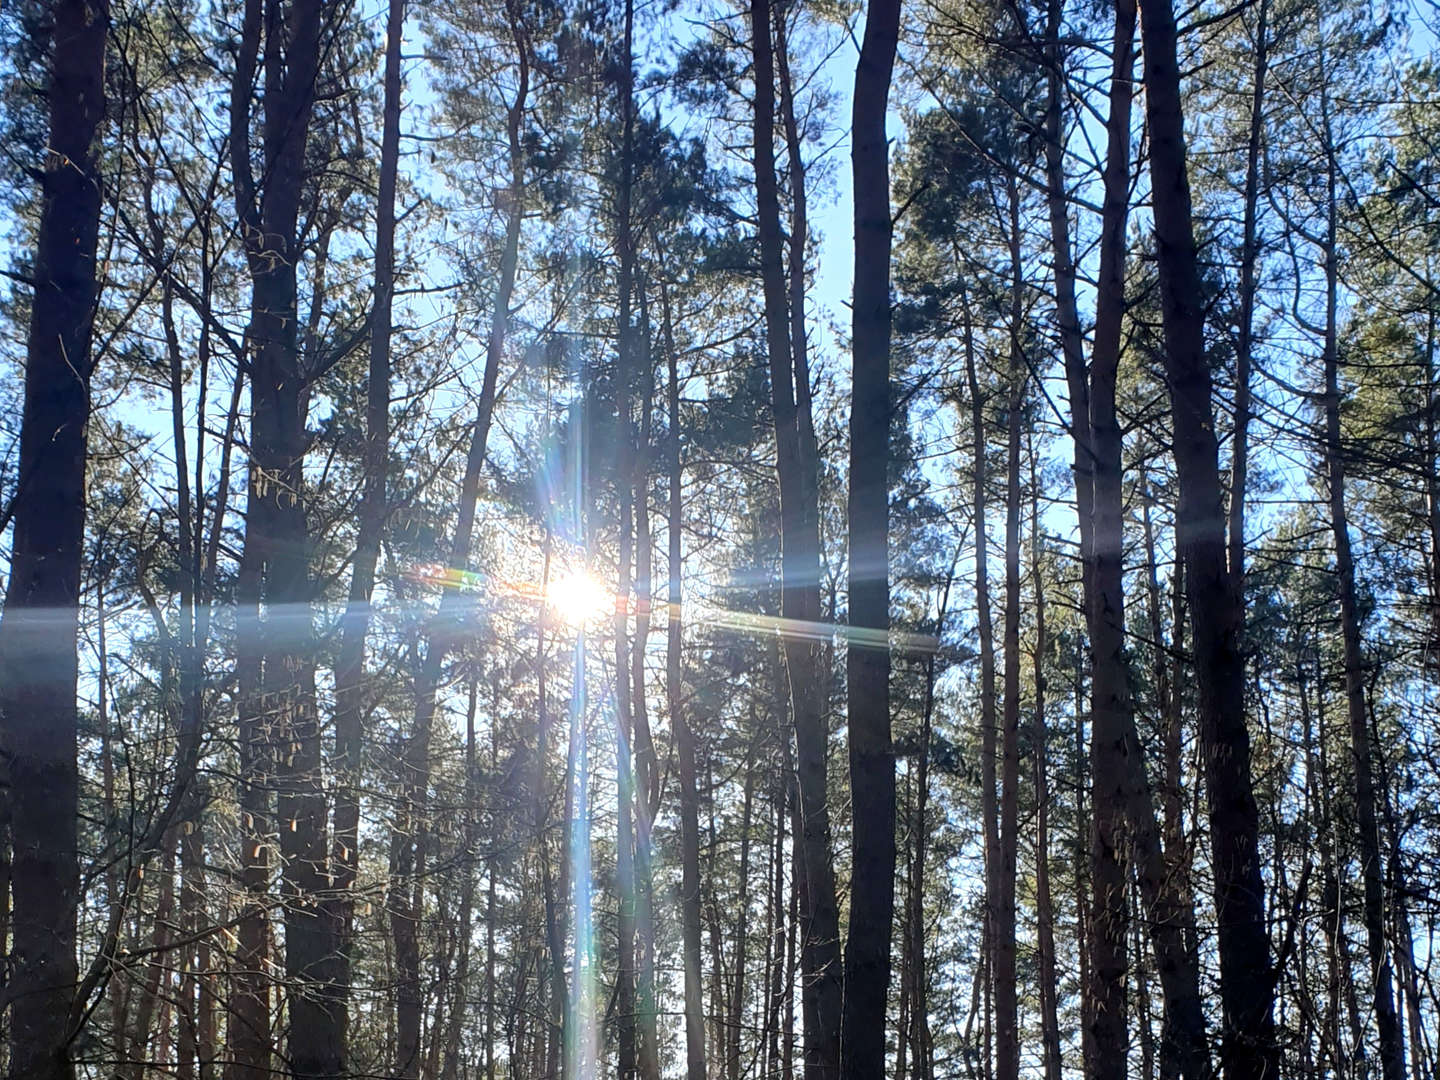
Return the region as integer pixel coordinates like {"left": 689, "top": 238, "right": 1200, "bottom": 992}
{"left": 840, "top": 0, "right": 901, "bottom": 1076}
{"left": 1136, "top": 3, "right": 1280, "bottom": 1079}
{"left": 0, "top": 3, "right": 106, "bottom": 1079}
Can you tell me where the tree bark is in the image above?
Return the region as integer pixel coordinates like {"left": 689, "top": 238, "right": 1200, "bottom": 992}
{"left": 330, "top": 0, "right": 404, "bottom": 1061}
{"left": 1227, "top": 0, "right": 1268, "bottom": 586}
{"left": 1136, "top": 3, "right": 1280, "bottom": 1078}
{"left": 1318, "top": 72, "right": 1406, "bottom": 1080}
{"left": 963, "top": 285, "right": 1001, "bottom": 1080}
{"left": 840, "top": 0, "right": 901, "bottom": 1075}
{"left": 660, "top": 261, "right": 707, "bottom": 1080}
{"left": 993, "top": 170, "right": 1025, "bottom": 1080}
{"left": 0, "top": 3, "right": 107, "bottom": 1077}
{"left": 225, "top": 0, "right": 334, "bottom": 1075}
{"left": 749, "top": 0, "right": 843, "bottom": 1072}
{"left": 1029, "top": 444, "right": 1062, "bottom": 1080}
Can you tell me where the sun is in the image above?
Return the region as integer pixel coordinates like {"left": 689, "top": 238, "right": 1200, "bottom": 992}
{"left": 544, "top": 567, "right": 612, "bottom": 627}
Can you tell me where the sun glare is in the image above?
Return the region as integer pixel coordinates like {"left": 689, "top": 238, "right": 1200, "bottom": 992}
{"left": 545, "top": 568, "right": 611, "bottom": 628}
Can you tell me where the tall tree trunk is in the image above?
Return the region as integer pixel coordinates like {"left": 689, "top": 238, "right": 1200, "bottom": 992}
{"left": 1318, "top": 71, "right": 1406, "bottom": 1080}
{"left": 225, "top": 0, "right": 335, "bottom": 1075}
{"left": 0, "top": 2, "right": 106, "bottom": 1077}
{"left": 993, "top": 171, "right": 1025, "bottom": 1080}
{"left": 660, "top": 262, "right": 707, "bottom": 1080}
{"left": 963, "top": 286, "right": 1001, "bottom": 1080}
{"left": 841, "top": 2, "right": 901, "bottom": 1076}
{"left": 1100, "top": 16, "right": 1214, "bottom": 1080}
{"left": 729, "top": 751, "right": 757, "bottom": 1080}
{"left": 1042, "top": 0, "right": 1095, "bottom": 612}
{"left": 331, "top": 0, "right": 404, "bottom": 1060}
{"left": 393, "top": 15, "right": 527, "bottom": 1076}
{"left": 1029, "top": 445, "right": 1062, "bottom": 1080}
{"left": 749, "top": 0, "right": 842, "bottom": 1072}
{"left": 441, "top": 678, "right": 481, "bottom": 1080}
{"left": 632, "top": 297, "right": 662, "bottom": 1080}
{"left": 1136, "top": 3, "right": 1279, "bottom": 1077}
{"left": 1227, "top": 0, "right": 1268, "bottom": 586}
{"left": 613, "top": 0, "right": 639, "bottom": 1073}
{"left": 1076, "top": 7, "right": 1136, "bottom": 1075}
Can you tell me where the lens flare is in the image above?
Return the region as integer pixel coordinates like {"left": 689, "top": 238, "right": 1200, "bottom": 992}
{"left": 545, "top": 568, "right": 611, "bottom": 627}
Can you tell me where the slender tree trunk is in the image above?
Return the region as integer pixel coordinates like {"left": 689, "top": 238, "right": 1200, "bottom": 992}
{"left": 750, "top": 0, "right": 842, "bottom": 1072}
{"left": 613, "top": 1, "right": 639, "bottom": 1074}
{"left": 177, "top": 817, "right": 205, "bottom": 1080}
{"left": 632, "top": 296, "right": 662, "bottom": 1080}
{"left": 1042, "top": 0, "right": 1095, "bottom": 611}
{"left": 331, "top": 0, "right": 404, "bottom": 1060}
{"left": 486, "top": 710, "right": 499, "bottom": 1080}
{"left": 441, "top": 678, "right": 482, "bottom": 1080}
{"left": 1029, "top": 445, "right": 1062, "bottom": 1080}
{"left": 1079, "top": 8, "right": 1136, "bottom": 1076}
{"left": 393, "top": 18, "right": 527, "bottom": 1077}
{"left": 729, "top": 751, "right": 757, "bottom": 1080}
{"left": 226, "top": 1, "right": 335, "bottom": 1075}
{"left": 1227, "top": 0, "right": 1268, "bottom": 586}
{"left": 1136, "top": 3, "right": 1280, "bottom": 1077}
{"left": 1318, "top": 79, "right": 1406, "bottom": 1080}
{"left": 660, "top": 262, "right": 707, "bottom": 1080}
{"left": 124, "top": 840, "right": 178, "bottom": 1080}
{"left": 841, "top": 2, "right": 901, "bottom": 1076}
{"left": 0, "top": 3, "right": 107, "bottom": 1077}
{"left": 994, "top": 171, "right": 1025, "bottom": 1080}
{"left": 230, "top": 538, "right": 271, "bottom": 1080}
{"left": 765, "top": 765, "right": 789, "bottom": 1080}
{"left": 964, "top": 287, "right": 1001, "bottom": 1080}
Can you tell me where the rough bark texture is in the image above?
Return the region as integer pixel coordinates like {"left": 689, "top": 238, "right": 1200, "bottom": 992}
{"left": 1079, "top": 8, "right": 1137, "bottom": 1072}
{"left": 0, "top": 4, "right": 107, "bottom": 1078}
{"left": 1136, "top": 3, "right": 1280, "bottom": 1078}
{"left": 840, "top": 0, "right": 900, "bottom": 1075}
{"left": 225, "top": 0, "right": 333, "bottom": 1075}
